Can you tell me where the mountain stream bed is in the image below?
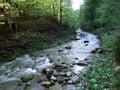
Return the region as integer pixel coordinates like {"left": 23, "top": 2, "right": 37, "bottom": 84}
{"left": 0, "top": 29, "right": 100, "bottom": 90}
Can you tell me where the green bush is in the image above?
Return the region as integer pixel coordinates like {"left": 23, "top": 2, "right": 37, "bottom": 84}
{"left": 112, "top": 74, "right": 120, "bottom": 90}
{"left": 113, "top": 35, "right": 120, "bottom": 62}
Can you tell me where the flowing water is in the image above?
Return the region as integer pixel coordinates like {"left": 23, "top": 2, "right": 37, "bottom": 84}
{"left": 0, "top": 29, "right": 100, "bottom": 90}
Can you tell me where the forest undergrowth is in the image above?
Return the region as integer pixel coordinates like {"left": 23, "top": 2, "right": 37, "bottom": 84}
{"left": 79, "top": 29, "right": 120, "bottom": 90}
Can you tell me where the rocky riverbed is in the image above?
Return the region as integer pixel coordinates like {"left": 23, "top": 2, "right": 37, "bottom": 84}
{"left": 0, "top": 29, "right": 100, "bottom": 90}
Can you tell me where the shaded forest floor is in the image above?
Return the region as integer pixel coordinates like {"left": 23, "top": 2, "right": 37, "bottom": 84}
{"left": 0, "top": 19, "right": 74, "bottom": 63}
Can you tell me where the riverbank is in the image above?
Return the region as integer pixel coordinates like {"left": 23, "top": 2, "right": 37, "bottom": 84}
{"left": 0, "top": 22, "right": 74, "bottom": 63}
{"left": 79, "top": 29, "right": 120, "bottom": 90}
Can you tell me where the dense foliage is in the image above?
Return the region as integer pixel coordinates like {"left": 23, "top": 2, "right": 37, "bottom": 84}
{"left": 0, "top": 0, "right": 80, "bottom": 61}
{"left": 0, "top": 0, "right": 80, "bottom": 29}
{"left": 79, "top": 0, "right": 120, "bottom": 32}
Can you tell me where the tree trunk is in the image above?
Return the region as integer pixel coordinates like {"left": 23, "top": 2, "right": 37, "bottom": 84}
{"left": 52, "top": 2, "right": 56, "bottom": 21}
{"left": 59, "top": 0, "right": 62, "bottom": 25}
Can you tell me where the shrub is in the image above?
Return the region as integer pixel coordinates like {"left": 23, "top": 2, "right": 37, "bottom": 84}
{"left": 113, "top": 36, "right": 120, "bottom": 62}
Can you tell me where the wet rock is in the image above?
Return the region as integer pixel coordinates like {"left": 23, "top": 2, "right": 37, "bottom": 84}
{"left": 50, "top": 75, "right": 57, "bottom": 81}
{"left": 68, "top": 75, "right": 79, "bottom": 84}
{"left": 73, "top": 65, "right": 84, "bottom": 75}
{"left": 91, "top": 48, "right": 103, "bottom": 54}
{"left": 32, "top": 84, "right": 49, "bottom": 90}
{"left": 66, "top": 72, "right": 72, "bottom": 77}
{"left": 58, "top": 48, "right": 64, "bottom": 52}
{"left": 63, "top": 84, "right": 76, "bottom": 90}
{"left": 65, "top": 46, "right": 71, "bottom": 49}
{"left": 20, "top": 76, "right": 34, "bottom": 83}
{"left": 41, "top": 81, "right": 51, "bottom": 87}
{"left": 85, "top": 44, "right": 88, "bottom": 46}
{"left": 57, "top": 77, "right": 64, "bottom": 83}
{"left": 75, "top": 29, "right": 82, "bottom": 33}
{"left": 75, "top": 36, "right": 81, "bottom": 40}
{"left": 53, "top": 70, "right": 58, "bottom": 76}
{"left": 69, "top": 63, "right": 74, "bottom": 67}
{"left": 42, "top": 68, "right": 54, "bottom": 75}
{"left": 37, "top": 74, "right": 47, "bottom": 83}
{"left": 53, "top": 63, "right": 68, "bottom": 70}
{"left": 84, "top": 40, "right": 89, "bottom": 43}
{"left": 97, "top": 49, "right": 104, "bottom": 54}
{"left": 75, "top": 61, "right": 88, "bottom": 66}
{"left": 91, "top": 50, "right": 97, "bottom": 53}
{"left": 63, "top": 77, "right": 70, "bottom": 82}
{"left": 57, "top": 72, "right": 66, "bottom": 76}
{"left": 74, "top": 58, "right": 79, "bottom": 60}
{"left": 49, "top": 85, "right": 61, "bottom": 90}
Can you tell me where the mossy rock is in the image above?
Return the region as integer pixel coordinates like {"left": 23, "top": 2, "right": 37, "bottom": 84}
{"left": 49, "top": 86, "right": 61, "bottom": 90}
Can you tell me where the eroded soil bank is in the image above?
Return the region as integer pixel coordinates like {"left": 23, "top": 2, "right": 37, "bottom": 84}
{"left": 0, "top": 29, "right": 100, "bottom": 90}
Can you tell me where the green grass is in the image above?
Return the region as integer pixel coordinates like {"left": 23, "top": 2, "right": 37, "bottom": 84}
{"left": 80, "top": 52, "right": 114, "bottom": 90}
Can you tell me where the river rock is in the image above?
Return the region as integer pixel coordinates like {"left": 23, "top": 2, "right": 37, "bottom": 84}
{"left": 57, "top": 77, "right": 63, "bottom": 83}
{"left": 75, "top": 61, "right": 88, "bottom": 66}
{"left": 58, "top": 48, "right": 64, "bottom": 52}
{"left": 42, "top": 68, "right": 54, "bottom": 75}
{"left": 69, "top": 63, "right": 74, "bottom": 67}
{"left": 59, "top": 72, "right": 66, "bottom": 76}
{"left": 97, "top": 49, "right": 104, "bottom": 54}
{"left": 49, "top": 85, "right": 61, "bottom": 90}
{"left": 72, "top": 65, "right": 85, "bottom": 75}
{"left": 37, "top": 74, "right": 47, "bottom": 83}
{"left": 91, "top": 50, "right": 97, "bottom": 53}
{"left": 20, "top": 76, "right": 34, "bottom": 83}
{"left": 85, "top": 44, "right": 88, "bottom": 46}
{"left": 31, "top": 84, "right": 49, "bottom": 90}
{"left": 66, "top": 72, "right": 72, "bottom": 77}
{"left": 75, "top": 35, "right": 81, "bottom": 40}
{"left": 50, "top": 75, "right": 57, "bottom": 81}
{"left": 91, "top": 48, "right": 103, "bottom": 54}
{"left": 84, "top": 40, "right": 89, "bottom": 43}
{"left": 54, "top": 63, "right": 68, "bottom": 68}
{"left": 65, "top": 46, "right": 71, "bottom": 49}
{"left": 41, "top": 81, "right": 51, "bottom": 87}
{"left": 53, "top": 63, "right": 68, "bottom": 70}
{"left": 63, "top": 84, "right": 76, "bottom": 90}
{"left": 53, "top": 70, "right": 58, "bottom": 76}
{"left": 68, "top": 75, "right": 79, "bottom": 84}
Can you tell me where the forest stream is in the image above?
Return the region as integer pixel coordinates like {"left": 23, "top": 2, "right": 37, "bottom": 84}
{"left": 0, "top": 29, "right": 100, "bottom": 90}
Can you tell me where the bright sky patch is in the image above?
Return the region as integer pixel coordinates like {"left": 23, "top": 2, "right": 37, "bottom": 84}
{"left": 72, "top": 0, "right": 84, "bottom": 10}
